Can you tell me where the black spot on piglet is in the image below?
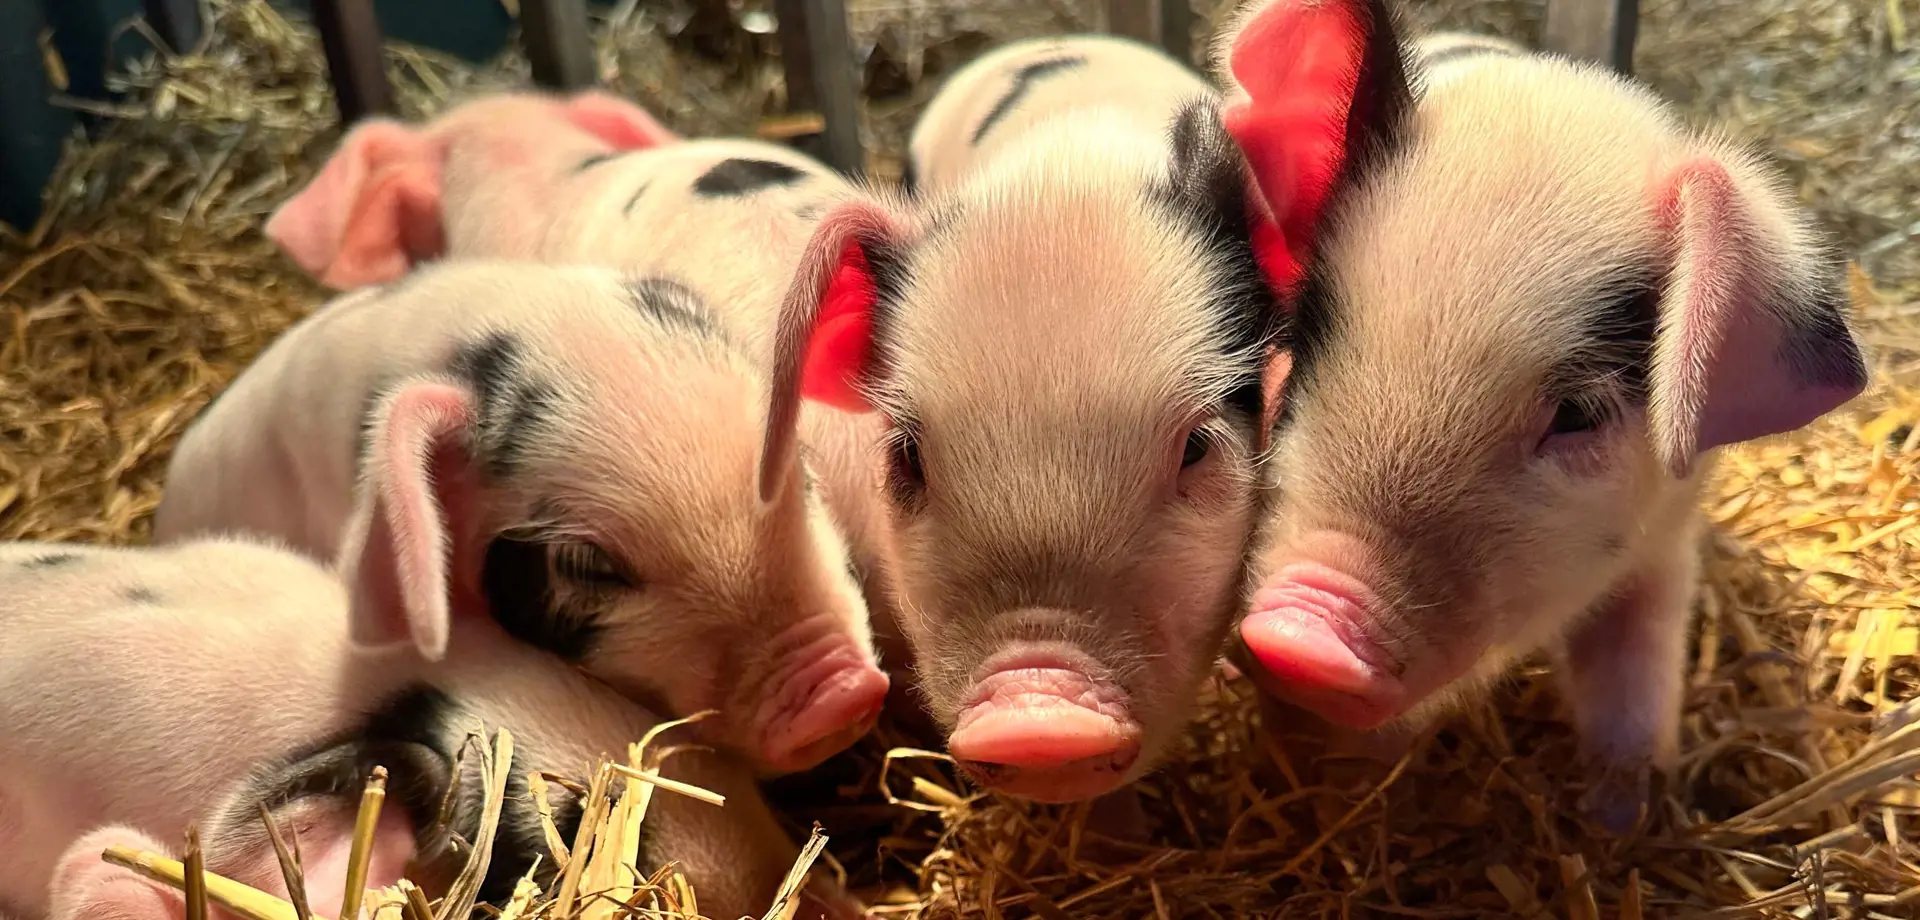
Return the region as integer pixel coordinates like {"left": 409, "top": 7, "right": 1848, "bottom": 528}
{"left": 693, "top": 158, "right": 809, "bottom": 197}
{"left": 480, "top": 535, "right": 605, "bottom": 661}
{"left": 971, "top": 55, "right": 1088, "bottom": 145}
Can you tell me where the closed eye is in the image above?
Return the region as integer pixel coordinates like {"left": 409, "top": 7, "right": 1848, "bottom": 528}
{"left": 551, "top": 541, "right": 635, "bottom": 588}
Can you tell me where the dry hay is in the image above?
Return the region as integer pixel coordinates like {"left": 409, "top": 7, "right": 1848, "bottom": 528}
{"left": 2, "top": 0, "right": 1918, "bottom": 917}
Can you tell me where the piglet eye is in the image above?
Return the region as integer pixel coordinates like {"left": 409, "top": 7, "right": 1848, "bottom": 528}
{"left": 552, "top": 542, "right": 631, "bottom": 588}
{"left": 887, "top": 431, "right": 926, "bottom": 504}
{"left": 1181, "top": 429, "right": 1211, "bottom": 468}
{"left": 1546, "top": 399, "right": 1602, "bottom": 436}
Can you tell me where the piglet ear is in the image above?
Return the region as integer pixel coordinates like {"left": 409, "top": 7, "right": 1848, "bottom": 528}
{"left": 761, "top": 198, "right": 910, "bottom": 502}
{"left": 563, "top": 90, "right": 680, "bottom": 150}
{"left": 1214, "top": 0, "right": 1414, "bottom": 290}
{"left": 336, "top": 380, "right": 482, "bottom": 662}
{"left": 265, "top": 119, "right": 447, "bottom": 290}
{"left": 1649, "top": 157, "right": 1868, "bottom": 478}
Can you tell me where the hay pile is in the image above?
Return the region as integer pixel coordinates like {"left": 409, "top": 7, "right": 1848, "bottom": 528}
{"left": 2, "top": 0, "right": 1916, "bottom": 917}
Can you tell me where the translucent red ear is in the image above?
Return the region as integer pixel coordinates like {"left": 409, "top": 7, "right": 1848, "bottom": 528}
{"left": 762, "top": 200, "right": 905, "bottom": 502}
{"left": 802, "top": 242, "right": 882, "bottom": 412}
{"left": 1218, "top": 0, "right": 1410, "bottom": 292}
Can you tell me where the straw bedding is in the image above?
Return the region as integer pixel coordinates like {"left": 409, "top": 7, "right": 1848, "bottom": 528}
{"left": 2, "top": 0, "right": 1916, "bottom": 917}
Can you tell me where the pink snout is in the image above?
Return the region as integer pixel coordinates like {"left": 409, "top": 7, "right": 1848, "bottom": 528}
{"left": 756, "top": 642, "right": 891, "bottom": 774}
{"left": 947, "top": 654, "right": 1142, "bottom": 803}
{"left": 1243, "top": 560, "right": 1407, "bottom": 730}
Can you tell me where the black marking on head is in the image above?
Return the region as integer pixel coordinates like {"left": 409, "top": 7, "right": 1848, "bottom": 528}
{"left": 447, "top": 334, "right": 559, "bottom": 480}
{"left": 480, "top": 535, "right": 606, "bottom": 661}
{"left": 1421, "top": 40, "right": 1520, "bottom": 69}
{"left": 1319, "top": 1, "right": 1417, "bottom": 210}
{"left": 124, "top": 586, "right": 161, "bottom": 605}
{"left": 621, "top": 180, "right": 654, "bottom": 217}
{"left": 794, "top": 202, "right": 825, "bottom": 221}
{"left": 970, "top": 55, "right": 1087, "bottom": 146}
{"left": 851, "top": 226, "right": 917, "bottom": 384}
{"left": 1147, "top": 99, "right": 1288, "bottom": 425}
{"left": 897, "top": 156, "right": 918, "bottom": 197}
{"left": 1274, "top": 262, "right": 1342, "bottom": 429}
{"left": 624, "top": 277, "right": 721, "bottom": 340}
{"left": 692, "top": 158, "right": 809, "bottom": 197}
{"left": 1549, "top": 280, "right": 1660, "bottom": 410}
{"left": 22, "top": 552, "right": 80, "bottom": 569}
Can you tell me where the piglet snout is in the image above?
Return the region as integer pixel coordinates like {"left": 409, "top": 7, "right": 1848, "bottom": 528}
{"left": 1243, "top": 554, "right": 1405, "bottom": 730}
{"left": 947, "top": 651, "right": 1142, "bottom": 803}
{"left": 755, "top": 627, "right": 890, "bottom": 774}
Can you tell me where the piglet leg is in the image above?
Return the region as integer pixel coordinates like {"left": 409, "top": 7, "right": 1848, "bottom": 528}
{"left": 1557, "top": 523, "right": 1700, "bottom": 835}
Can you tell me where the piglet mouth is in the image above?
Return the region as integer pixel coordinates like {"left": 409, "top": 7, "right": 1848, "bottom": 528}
{"left": 1243, "top": 561, "right": 1407, "bottom": 730}
{"left": 946, "top": 649, "right": 1143, "bottom": 804}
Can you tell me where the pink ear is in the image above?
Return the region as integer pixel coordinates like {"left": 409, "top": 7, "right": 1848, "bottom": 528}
{"left": 1650, "top": 159, "right": 1867, "bottom": 477}
{"left": 1256, "top": 346, "right": 1294, "bottom": 453}
{"left": 762, "top": 200, "right": 905, "bottom": 501}
{"left": 563, "top": 90, "right": 680, "bottom": 150}
{"left": 337, "top": 381, "right": 482, "bottom": 661}
{"left": 264, "top": 119, "right": 448, "bottom": 290}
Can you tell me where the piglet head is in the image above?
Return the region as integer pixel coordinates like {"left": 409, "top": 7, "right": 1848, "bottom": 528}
{"left": 1221, "top": 0, "right": 1867, "bottom": 730}
{"left": 266, "top": 90, "right": 676, "bottom": 289}
{"left": 772, "top": 168, "right": 1288, "bottom": 803}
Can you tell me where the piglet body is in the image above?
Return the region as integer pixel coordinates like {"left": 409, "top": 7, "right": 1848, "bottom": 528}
{"left": 0, "top": 537, "right": 860, "bottom": 920}
{"left": 152, "top": 262, "right": 888, "bottom": 776}
{"left": 1214, "top": 0, "right": 1869, "bottom": 829}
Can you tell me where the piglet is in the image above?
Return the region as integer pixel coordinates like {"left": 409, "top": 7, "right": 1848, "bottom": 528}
{"left": 765, "top": 33, "right": 1314, "bottom": 804}
{"left": 1213, "top": 0, "right": 1869, "bottom": 829}
{"left": 151, "top": 262, "right": 889, "bottom": 776}
{"left": 0, "top": 537, "right": 862, "bottom": 920}
{"left": 263, "top": 93, "right": 910, "bottom": 699}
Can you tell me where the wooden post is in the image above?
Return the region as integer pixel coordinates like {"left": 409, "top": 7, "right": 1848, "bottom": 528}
{"left": 519, "top": 0, "right": 597, "bottom": 90}
{"left": 771, "top": 0, "right": 865, "bottom": 177}
{"left": 310, "top": 0, "right": 394, "bottom": 123}
{"left": 141, "top": 0, "right": 205, "bottom": 54}
{"left": 1541, "top": 0, "right": 1639, "bottom": 76}
{"left": 1105, "top": 0, "right": 1193, "bottom": 66}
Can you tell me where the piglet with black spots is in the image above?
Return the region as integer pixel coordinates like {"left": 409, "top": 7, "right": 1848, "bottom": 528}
{"left": 0, "top": 537, "right": 863, "bottom": 920}
{"left": 769, "top": 34, "right": 1317, "bottom": 804}
{"left": 152, "top": 262, "right": 889, "bottom": 777}
{"left": 262, "top": 92, "right": 907, "bottom": 697}
{"left": 1213, "top": 0, "right": 1869, "bottom": 830}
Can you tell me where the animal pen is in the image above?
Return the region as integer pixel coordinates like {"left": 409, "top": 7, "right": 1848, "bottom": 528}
{"left": 1, "top": 0, "right": 1917, "bottom": 917}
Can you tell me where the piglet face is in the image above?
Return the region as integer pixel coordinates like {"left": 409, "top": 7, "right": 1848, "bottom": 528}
{"left": 860, "top": 172, "right": 1279, "bottom": 802}
{"left": 464, "top": 326, "right": 887, "bottom": 777}
{"left": 1241, "top": 58, "right": 1864, "bottom": 732}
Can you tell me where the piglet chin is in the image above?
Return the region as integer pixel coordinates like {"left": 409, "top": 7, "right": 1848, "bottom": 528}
{"left": 1244, "top": 561, "right": 1406, "bottom": 730}
{"left": 757, "top": 644, "right": 891, "bottom": 774}
{"left": 947, "top": 656, "right": 1142, "bottom": 804}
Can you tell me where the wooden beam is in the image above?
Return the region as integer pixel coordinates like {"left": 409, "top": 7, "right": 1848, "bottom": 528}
{"left": 519, "top": 0, "right": 597, "bottom": 90}
{"left": 309, "top": 0, "right": 394, "bottom": 124}
{"left": 1105, "top": 0, "right": 1193, "bottom": 66}
{"left": 771, "top": 0, "right": 864, "bottom": 177}
{"left": 141, "top": 0, "right": 206, "bottom": 54}
{"left": 1541, "top": 0, "right": 1640, "bottom": 76}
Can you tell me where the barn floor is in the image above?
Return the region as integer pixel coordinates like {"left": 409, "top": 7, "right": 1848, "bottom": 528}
{"left": 1, "top": 1, "right": 1916, "bottom": 917}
